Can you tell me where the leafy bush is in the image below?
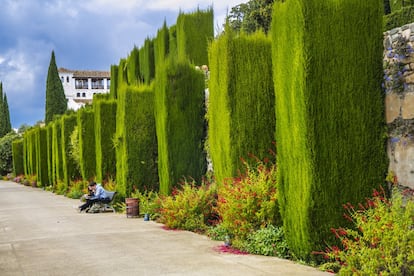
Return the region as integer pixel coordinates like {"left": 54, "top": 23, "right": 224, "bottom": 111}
{"left": 206, "top": 224, "right": 229, "bottom": 241}
{"left": 384, "top": 6, "right": 414, "bottom": 31}
{"left": 158, "top": 179, "right": 217, "bottom": 232}
{"left": 67, "top": 180, "right": 86, "bottom": 199}
{"left": 244, "top": 225, "right": 290, "bottom": 258}
{"left": 216, "top": 157, "right": 280, "bottom": 247}
{"left": 0, "top": 132, "right": 20, "bottom": 175}
{"left": 315, "top": 188, "right": 414, "bottom": 275}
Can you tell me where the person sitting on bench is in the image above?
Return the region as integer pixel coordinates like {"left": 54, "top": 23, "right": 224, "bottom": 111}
{"left": 78, "top": 181, "right": 109, "bottom": 212}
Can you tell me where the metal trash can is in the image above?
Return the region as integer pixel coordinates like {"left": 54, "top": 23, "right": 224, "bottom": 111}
{"left": 125, "top": 198, "right": 139, "bottom": 218}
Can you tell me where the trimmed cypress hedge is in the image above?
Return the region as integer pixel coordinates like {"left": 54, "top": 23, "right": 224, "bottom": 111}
{"left": 208, "top": 30, "right": 275, "bottom": 183}
{"left": 115, "top": 85, "right": 158, "bottom": 197}
{"left": 23, "top": 128, "right": 37, "bottom": 177}
{"left": 36, "top": 127, "right": 48, "bottom": 187}
{"left": 61, "top": 113, "right": 79, "bottom": 189}
{"left": 110, "top": 65, "right": 118, "bottom": 99}
{"left": 46, "top": 123, "right": 54, "bottom": 185}
{"left": 12, "top": 139, "right": 24, "bottom": 176}
{"left": 117, "top": 59, "right": 128, "bottom": 89}
{"left": 78, "top": 108, "right": 96, "bottom": 182}
{"left": 94, "top": 99, "right": 117, "bottom": 183}
{"left": 52, "top": 119, "right": 64, "bottom": 188}
{"left": 272, "top": 0, "right": 388, "bottom": 259}
{"left": 169, "top": 25, "right": 178, "bottom": 58}
{"left": 127, "top": 46, "right": 141, "bottom": 85}
{"left": 176, "top": 7, "right": 213, "bottom": 65}
{"left": 155, "top": 20, "right": 170, "bottom": 68}
{"left": 154, "top": 58, "right": 207, "bottom": 195}
{"left": 139, "top": 38, "right": 155, "bottom": 84}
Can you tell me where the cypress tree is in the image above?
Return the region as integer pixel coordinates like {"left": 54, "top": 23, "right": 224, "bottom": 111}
{"left": 0, "top": 82, "right": 4, "bottom": 137}
{"left": 3, "top": 93, "right": 11, "bottom": 135}
{"left": 45, "top": 51, "right": 67, "bottom": 123}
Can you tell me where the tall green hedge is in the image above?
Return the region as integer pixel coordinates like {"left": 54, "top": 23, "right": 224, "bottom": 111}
{"left": 272, "top": 0, "right": 388, "bottom": 259}
{"left": 115, "top": 85, "right": 158, "bottom": 197}
{"left": 52, "top": 119, "right": 63, "bottom": 188}
{"left": 12, "top": 139, "right": 24, "bottom": 176}
{"left": 78, "top": 108, "right": 96, "bottom": 182}
{"left": 208, "top": 30, "right": 275, "bottom": 183}
{"left": 169, "top": 25, "right": 178, "bottom": 58}
{"left": 23, "top": 128, "right": 37, "bottom": 177}
{"left": 36, "top": 127, "right": 48, "bottom": 187}
{"left": 61, "top": 113, "right": 79, "bottom": 189}
{"left": 176, "top": 7, "right": 213, "bottom": 65}
{"left": 155, "top": 20, "right": 170, "bottom": 68}
{"left": 154, "top": 58, "right": 207, "bottom": 194}
{"left": 127, "top": 46, "right": 141, "bottom": 85}
{"left": 110, "top": 65, "right": 119, "bottom": 99}
{"left": 94, "top": 99, "right": 117, "bottom": 183}
{"left": 46, "top": 123, "right": 54, "bottom": 185}
{"left": 139, "top": 38, "right": 155, "bottom": 84}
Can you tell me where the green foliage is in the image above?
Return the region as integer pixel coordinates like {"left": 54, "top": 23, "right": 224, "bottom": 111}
{"left": 12, "top": 139, "right": 24, "bottom": 176}
{"left": 226, "top": 0, "right": 275, "bottom": 34}
{"left": 36, "top": 127, "right": 48, "bottom": 187}
{"left": 389, "top": 0, "right": 414, "bottom": 13}
{"left": 176, "top": 7, "right": 213, "bottom": 65}
{"left": 206, "top": 224, "right": 229, "bottom": 241}
{"left": 61, "top": 114, "right": 79, "bottom": 189}
{"left": 159, "top": 180, "right": 217, "bottom": 232}
{"left": 46, "top": 123, "right": 54, "bottom": 186}
{"left": 115, "top": 85, "right": 158, "bottom": 197}
{"left": 244, "top": 225, "right": 290, "bottom": 258}
{"left": 23, "top": 128, "right": 37, "bottom": 177}
{"left": 110, "top": 65, "right": 118, "bottom": 99}
{"left": 154, "top": 20, "right": 170, "bottom": 68}
{"left": 66, "top": 180, "right": 86, "bottom": 199}
{"left": 69, "top": 126, "right": 80, "bottom": 171}
{"left": 45, "top": 51, "right": 67, "bottom": 123}
{"left": 94, "top": 99, "right": 117, "bottom": 183}
{"left": 139, "top": 38, "right": 155, "bottom": 84}
{"left": 0, "top": 132, "right": 20, "bottom": 175}
{"left": 208, "top": 30, "right": 275, "bottom": 183}
{"left": 317, "top": 188, "right": 414, "bottom": 275}
{"left": 52, "top": 120, "right": 64, "bottom": 188}
{"left": 216, "top": 158, "right": 280, "bottom": 246}
{"left": 154, "top": 58, "right": 207, "bottom": 195}
{"left": 131, "top": 189, "right": 159, "bottom": 216}
{"left": 272, "top": 0, "right": 388, "bottom": 260}
{"left": 126, "top": 46, "right": 141, "bottom": 85}
{"left": 77, "top": 108, "right": 96, "bottom": 181}
{"left": 384, "top": 6, "right": 414, "bottom": 30}
{"left": 169, "top": 25, "right": 178, "bottom": 58}
{"left": 0, "top": 84, "right": 12, "bottom": 138}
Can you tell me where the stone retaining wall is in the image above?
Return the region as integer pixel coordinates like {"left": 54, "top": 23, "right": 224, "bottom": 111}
{"left": 384, "top": 23, "right": 414, "bottom": 189}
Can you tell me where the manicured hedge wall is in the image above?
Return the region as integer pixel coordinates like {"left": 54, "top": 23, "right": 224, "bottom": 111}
{"left": 78, "top": 108, "right": 96, "bottom": 182}
{"left": 23, "top": 128, "right": 37, "bottom": 177}
{"left": 46, "top": 123, "right": 54, "bottom": 185}
{"left": 12, "top": 139, "right": 24, "bottom": 176}
{"left": 61, "top": 113, "right": 79, "bottom": 189}
{"left": 272, "top": 0, "right": 388, "bottom": 259}
{"left": 36, "top": 127, "right": 48, "bottom": 187}
{"left": 52, "top": 119, "right": 63, "bottom": 188}
{"left": 176, "top": 7, "right": 213, "bottom": 65}
{"left": 155, "top": 21, "right": 170, "bottom": 68}
{"left": 154, "top": 58, "right": 207, "bottom": 194}
{"left": 115, "top": 85, "right": 158, "bottom": 197}
{"left": 110, "top": 65, "right": 118, "bottom": 99}
{"left": 127, "top": 46, "right": 141, "bottom": 85}
{"left": 169, "top": 25, "right": 178, "bottom": 57}
{"left": 139, "top": 38, "right": 155, "bottom": 84}
{"left": 94, "top": 99, "right": 117, "bottom": 183}
{"left": 208, "top": 30, "right": 275, "bottom": 183}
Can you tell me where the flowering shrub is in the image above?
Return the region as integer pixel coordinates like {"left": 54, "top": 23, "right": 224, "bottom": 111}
{"left": 158, "top": 179, "right": 218, "bottom": 232}
{"left": 67, "top": 180, "right": 86, "bottom": 199}
{"left": 216, "top": 157, "right": 280, "bottom": 247}
{"left": 315, "top": 187, "right": 414, "bottom": 275}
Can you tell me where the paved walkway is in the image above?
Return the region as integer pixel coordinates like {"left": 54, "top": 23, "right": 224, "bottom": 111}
{"left": 0, "top": 180, "right": 330, "bottom": 276}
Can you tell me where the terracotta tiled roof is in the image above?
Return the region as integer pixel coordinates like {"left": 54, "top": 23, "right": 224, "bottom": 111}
{"left": 58, "top": 67, "right": 110, "bottom": 78}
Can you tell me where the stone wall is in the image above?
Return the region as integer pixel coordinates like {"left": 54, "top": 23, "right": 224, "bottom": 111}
{"left": 384, "top": 23, "right": 414, "bottom": 189}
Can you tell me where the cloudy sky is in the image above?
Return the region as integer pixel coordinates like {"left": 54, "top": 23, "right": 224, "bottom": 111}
{"left": 0, "top": 0, "right": 246, "bottom": 129}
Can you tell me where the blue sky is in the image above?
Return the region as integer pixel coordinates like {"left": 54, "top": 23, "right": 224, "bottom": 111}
{"left": 0, "top": 0, "right": 246, "bottom": 129}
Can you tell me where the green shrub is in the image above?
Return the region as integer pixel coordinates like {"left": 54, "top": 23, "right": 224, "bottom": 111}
{"left": 384, "top": 6, "right": 414, "bottom": 30}
{"left": 139, "top": 38, "right": 155, "bottom": 84}
{"left": 61, "top": 113, "right": 79, "bottom": 188}
{"left": 12, "top": 139, "right": 24, "bottom": 176}
{"left": 244, "top": 225, "right": 290, "bottom": 258}
{"left": 316, "top": 188, "right": 414, "bottom": 275}
{"left": 78, "top": 108, "right": 96, "bottom": 181}
{"left": 216, "top": 157, "right": 280, "bottom": 247}
{"left": 110, "top": 65, "right": 118, "bottom": 99}
{"left": 67, "top": 180, "right": 86, "bottom": 199}
{"left": 159, "top": 180, "right": 217, "bottom": 232}
{"left": 272, "top": 0, "right": 388, "bottom": 259}
{"left": 36, "top": 127, "right": 48, "bottom": 187}
{"left": 0, "top": 132, "right": 20, "bottom": 175}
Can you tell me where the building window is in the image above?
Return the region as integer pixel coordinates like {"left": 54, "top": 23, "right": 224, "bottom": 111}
{"left": 76, "top": 93, "right": 80, "bottom": 97}
{"left": 91, "top": 78, "right": 104, "bottom": 89}
{"left": 82, "top": 92, "right": 86, "bottom": 97}
{"left": 66, "top": 76, "right": 69, "bottom": 83}
{"left": 75, "top": 78, "right": 88, "bottom": 89}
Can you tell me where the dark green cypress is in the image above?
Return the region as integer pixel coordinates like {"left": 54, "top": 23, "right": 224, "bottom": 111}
{"left": 110, "top": 65, "right": 119, "bottom": 99}
{"left": 3, "top": 94, "right": 11, "bottom": 135}
{"left": 78, "top": 108, "right": 96, "bottom": 182}
{"left": 12, "top": 139, "right": 24, "bottom": 176}
{"left": 0, "top": 83, "right": 4, "bottom": 137}
{"left": 61, "top": 114, "right": 79, "bottom": 189}
{"left": 45, "top": 51, "right": 67, "bottom": 123}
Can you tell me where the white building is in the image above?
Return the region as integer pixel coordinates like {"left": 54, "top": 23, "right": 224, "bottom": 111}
{"left": 58, "top": 68, "right": 110, "bottom": 110}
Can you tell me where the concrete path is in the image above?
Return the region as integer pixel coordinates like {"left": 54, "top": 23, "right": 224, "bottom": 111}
{"left": 0, "top": 180, "right": 330, "bottom": 276}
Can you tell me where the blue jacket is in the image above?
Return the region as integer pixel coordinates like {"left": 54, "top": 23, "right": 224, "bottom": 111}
{"left": 91, "top": 184, "right": 107, "bottom": 200}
